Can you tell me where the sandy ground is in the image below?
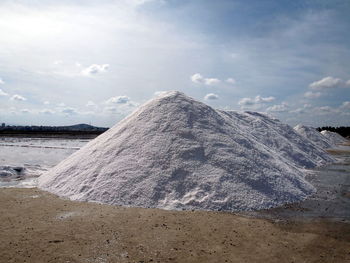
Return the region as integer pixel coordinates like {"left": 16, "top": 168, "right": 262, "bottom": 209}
{"left": 0, "top": 188, "right": 349, "bottom": 263}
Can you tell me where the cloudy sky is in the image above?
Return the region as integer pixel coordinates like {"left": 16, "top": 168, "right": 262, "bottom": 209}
{"left": 0, "top": 0, "right": 349, "bottom": 127}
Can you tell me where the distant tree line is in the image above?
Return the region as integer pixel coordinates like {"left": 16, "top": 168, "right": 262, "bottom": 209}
{"left": 0, "top": 123, "right": 108, "bottom": 138}
{"left": 317, "top": 126, "right": 350, "bottom": 138}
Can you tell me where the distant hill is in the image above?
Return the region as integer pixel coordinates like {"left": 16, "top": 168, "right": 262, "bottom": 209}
{"left": 59, "top": 124, "right": 107, "bottom": 131}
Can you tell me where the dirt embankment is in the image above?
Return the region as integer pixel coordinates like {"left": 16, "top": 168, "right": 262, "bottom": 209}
{"left": 0, "top": 188, "right": 349, "bottom": 263}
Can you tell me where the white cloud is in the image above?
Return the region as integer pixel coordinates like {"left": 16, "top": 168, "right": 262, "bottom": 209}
{"left": 81, "top": 64, "right": 109, "bottom": 76}
{"left": 238, "top": 95, "right": 275, "bottom": 106}
{"left": 304, "top": 91, "right": 322, "bottom": 99}
{"left": 40, "top": 109, "right": 55, "bottom": 115}
{"left": 57, "top": 102, "right": 66, "bottom": 107}
{"left": 313, "top": 106, "right": 339, "bottom": 114}
{"left": 104, "top": 106, "right": 118, "bottom": 113}
{"left": 346, "top": 80, "right": 350, "bottom": 86}
{"left": 340, "top": 101, "right": 350, "bottom": 109}
{"left": 318, "top": 106, "right": 335, "bottom": 112}
{"left": 103, "top": 95, "right": 138, "bottom": 116}
{"left": 191, "top": 73, "right": 203, "bottom": 84}
{"left": 289, "top": 108, "right": 305, "bottom": 114}
{"left": 43, "top": 101, "right": 50, "bottom": 105}
{"left": 61, "top": 107, "right": 77, "bottom": 115}
{"left": 289, "top": 103, "right": 314, "bottom": 114}
{"left": 257, "top": 96, "right": 275, "bottom": 103}
{"left": 154, "top": 91, "right": 168, "bottom": 96}
{"left": 204, "top": 93, "right": 219, "bottom": 100}
{"left": 205, "top": 78, "right": 220, "bottom": 85}
{"left": 190, "top": 73, "right": 220, "bottom": 86}
{"left": 238, "top": 97, "right": 255, "bottom": 106}
{"left": 105, "top": 95, "right": 130, "bottom": 105}
{"left": 79, "top": 110, "right": 96, "bottom": 115}
{"left": 266, "top": 103, "right": 289, "bottom": 112}
{"left": 103, "top": 103, "right": 137, "bottom": 115}
{"left": 226, "top": 78, "right": 236, "bottom": 85}
{"left": 309, "top": 76, "right": 342, "bottom": 90}
{"left": 86, "top": 100, "right": 97, "bottom": 107}
{"left": 20, "top": 109, "right": 30, "bottom": 113}
{"left": 11, "top": 94, "right": 27, "bottom": 101}
{"left": 0, "top": 88, "right": 8, "bottom": 96}
{"left": 130, "top": 0, "right": 162, "bottom": 7}
{"left": 0, "top": 78, "right": 4, "bottom": 85}
{"left": 53, "top": 60, "right": 63, "bottom": 65}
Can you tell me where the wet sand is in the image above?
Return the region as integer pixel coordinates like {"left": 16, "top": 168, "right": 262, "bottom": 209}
{"left": 0, "top": 188, "right": 349, "bottom": 263}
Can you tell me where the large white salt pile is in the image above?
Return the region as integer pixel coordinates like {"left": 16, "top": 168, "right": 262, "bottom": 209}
{"left": 321, "top": 130, "right": 347, "bottom": 146}
{"left": 39, "top": 91, "right": 332, "bottom": 211}
{"left": 294, "top": 124, "right": 333, "bottom": 150}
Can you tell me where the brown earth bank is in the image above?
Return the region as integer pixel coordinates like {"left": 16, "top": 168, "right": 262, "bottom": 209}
{"left": 0, "top": 188, "right": 349, "bottom": 263}
{"left": 327, "top": 148, "right": 350, "bottom": 155}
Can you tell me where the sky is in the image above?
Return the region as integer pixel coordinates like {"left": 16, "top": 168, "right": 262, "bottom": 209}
{"left": 0, "top": 0, "right": 349, "bottom": 127}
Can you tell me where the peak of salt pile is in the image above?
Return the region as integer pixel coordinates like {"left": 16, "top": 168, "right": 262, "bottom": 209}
{"left": 39, "top": 91, "right": 331, "bottom": 211}
{"left": 294, "top": 124, "right": 333, "bottom": 150}
{"left": 321, "top": 130, "right": 347, "bottom": 146}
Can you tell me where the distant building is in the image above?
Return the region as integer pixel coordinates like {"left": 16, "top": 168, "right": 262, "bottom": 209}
{"left": 1, "top": 123, "right": 5, "bottom": 128}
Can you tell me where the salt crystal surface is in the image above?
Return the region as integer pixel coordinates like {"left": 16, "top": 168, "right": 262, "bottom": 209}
{"left": 321, "top": 130, "right": 348, "bottom": 146}
{"left": 220, "top": 113, "right": 333, "bottom": 168}
{"left": 294, "top": 124, "right": 333, "bottom": 150}
{"left": 39, "top": 91, "right": 334, "bottom": 211}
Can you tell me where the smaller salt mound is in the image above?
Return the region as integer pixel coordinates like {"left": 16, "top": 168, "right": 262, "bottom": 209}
{"left": 294, "top": 124, "right": 333, "bottom": 150}
{"left": 321, "top": 130, "right": 347, "bottom": 146}
{"left": 220, "top": 112, "right": 334, "bottom": 169}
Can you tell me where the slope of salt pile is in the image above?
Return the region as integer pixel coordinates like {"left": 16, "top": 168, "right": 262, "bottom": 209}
{"left": 39, "top": 91, "right": 324, "bottom": 211}
{"left": 293, "top": 124, "right": 333, "bottom": 150}
{"left": 219, "top": 112, "right": 334, "bottom": 168}
{"left": 321, "top": 130, "right": 348, "bottom": 146}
